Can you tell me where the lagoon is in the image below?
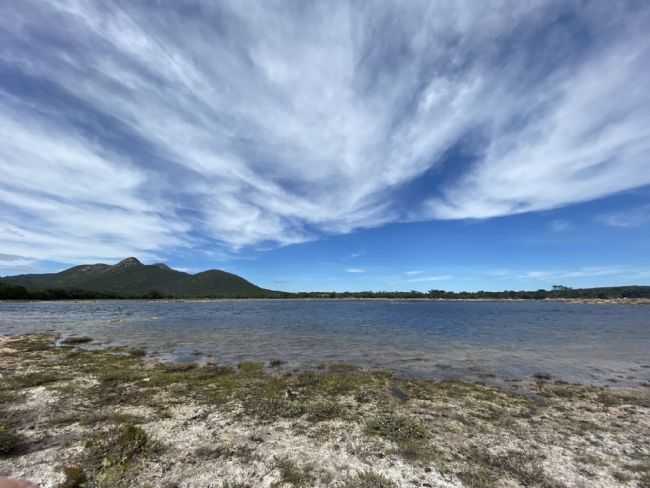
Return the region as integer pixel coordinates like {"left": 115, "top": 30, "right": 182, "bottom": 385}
{"left": 1, "top": 299, "right": 649, "bottom": 386}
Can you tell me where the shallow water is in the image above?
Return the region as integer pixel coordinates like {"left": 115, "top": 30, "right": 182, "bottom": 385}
{"left": 1, "top": 299, "right": 649, "bottom": 386}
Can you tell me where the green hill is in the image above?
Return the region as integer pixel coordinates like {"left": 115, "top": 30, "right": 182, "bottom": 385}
{"left": 0, "top": 258, "right": 274, "bottom": 298}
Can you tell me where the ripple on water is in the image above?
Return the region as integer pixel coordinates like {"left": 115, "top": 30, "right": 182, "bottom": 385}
{"left": 1, "top": 299, "right": 649, "bottom": 386}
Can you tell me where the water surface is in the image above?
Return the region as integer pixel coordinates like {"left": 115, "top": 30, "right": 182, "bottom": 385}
{"left": 1, "top": 299, "right": 649, "bottom": 386}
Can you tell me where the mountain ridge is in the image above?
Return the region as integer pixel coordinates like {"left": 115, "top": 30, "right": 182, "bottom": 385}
{"left": 0, "top": 258, "right": 275, "bottom": 298}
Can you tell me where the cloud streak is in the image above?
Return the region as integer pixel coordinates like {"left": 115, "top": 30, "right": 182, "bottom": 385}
{"left": 1, "top": 1, "right": 649, "bottom": 264}
{"left": 597, "top": 205, "right": 650, "bottom": 228}
{"left": 524, "top": 266, "right": 637, "bottom": 281}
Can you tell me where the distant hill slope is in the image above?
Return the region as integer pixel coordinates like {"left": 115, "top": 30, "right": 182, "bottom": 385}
{"left": 0, "top": 258, "right": 274, "bottom": 298}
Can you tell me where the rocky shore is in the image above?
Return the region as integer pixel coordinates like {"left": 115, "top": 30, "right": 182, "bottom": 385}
{"left": 1, "top": 335, "right": 649, "bottom": 488}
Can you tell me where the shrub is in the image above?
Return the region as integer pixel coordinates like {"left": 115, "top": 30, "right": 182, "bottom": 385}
{"left": 83, "top": 423, "right": 153, "bottom": 487}
{"left": 305, "top": 401, "right": 344, "bottom": 422}
{"left": 60, "top": 465, "right": 88, "bottom": 488}
{"left": 365, "top": 414, "right": 428, "bottom": 443}
{"left": 365, "top": 414, "right": 431, "bottom": 462}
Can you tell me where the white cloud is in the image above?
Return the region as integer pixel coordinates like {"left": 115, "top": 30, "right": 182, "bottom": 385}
{"left": 422, "top": 24, "right": 650, "bottom": 220}
{"left": 549, "top": 220, "right": 572, "bottom": 232}
{"left": 523, "top": 266, "right": 630, "bottom": 280}
{"left": 0, "top": 1, "right": 649, "bottom": 262}
{"left": 597, "top": 205, "right": 650, "bottom": 228}
{"left": 404, "top": 270, "right": 424, "bottom": 276}
{"left": 0, "top": 99, "right": 189, "bottom": 264}
{"left": 0, "top": 254, "right": 41, "bottom": 276}
{"left": 345, "top": 268, "right": 366, "bottom": 273}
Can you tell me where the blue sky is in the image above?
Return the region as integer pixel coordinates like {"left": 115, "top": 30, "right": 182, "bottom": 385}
{"left": 1, "top": 1, "right": 650, "bottom": 291}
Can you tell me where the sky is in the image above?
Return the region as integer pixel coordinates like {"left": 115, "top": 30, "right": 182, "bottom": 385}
{"left": 1, "top": 0, "right": 650, "bottom": 292}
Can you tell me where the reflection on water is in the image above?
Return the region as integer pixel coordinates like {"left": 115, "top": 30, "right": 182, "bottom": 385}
{"left": 1, "top": 299, "right": 649, "bottom": 386}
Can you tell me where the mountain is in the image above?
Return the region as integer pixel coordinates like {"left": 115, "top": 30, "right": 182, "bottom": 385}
{"left": 0, "top": 258, "right": 275, "bottom": 298}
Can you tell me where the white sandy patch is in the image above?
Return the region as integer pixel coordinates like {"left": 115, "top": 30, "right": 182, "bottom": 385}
{"left": 134, "top": 407, "right": 461, "bottom": 488}
{"left": 0, "top": 425, "right": 86, "bottom": 488}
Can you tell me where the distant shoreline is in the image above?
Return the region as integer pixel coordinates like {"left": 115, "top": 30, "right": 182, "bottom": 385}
{"left": 2, "top": 297, "right": 650, "bottom": 304}
{"left": 177, "top": 297, "right": 650, "bottom": 305}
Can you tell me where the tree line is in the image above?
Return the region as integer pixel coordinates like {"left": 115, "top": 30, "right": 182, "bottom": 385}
{"left": 272, "top": 286, "right": 650, "bottom": 300}
{"left": 2, "top": 282, "right": 649, "bottom": 301}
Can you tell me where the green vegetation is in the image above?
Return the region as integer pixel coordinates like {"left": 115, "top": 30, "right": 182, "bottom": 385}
{"left": 287, "top": 285, "right": 650, "bottom": 300}
{"left": 365, "top": 414, "right": 429, "bottom": 443}
{"left": 59, "top": 465, "right": 87, "bottom": 488}
{"left": 0, "top": 282, "right": 121, "bottom": 300}
{"left": 0, "top": 424, "right": 20, "bottom": 456}
{"left": 4, "top": 371, "right": 61, "bottom": 389}
{"left": 365, "top": 414, "right": 432, "bottom": 461}
{"left": 0, "top": 390, "right": 19, "bottom": 405}
{"left": 82, "top": 423, "right": 155, "bottom": 487}
{"left": 237, "top": 361, "right": 265, "bottom": 375}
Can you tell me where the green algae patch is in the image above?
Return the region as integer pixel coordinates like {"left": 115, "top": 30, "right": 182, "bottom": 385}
{"left": 0, "top": 424, "right": 20, "bottom": 457}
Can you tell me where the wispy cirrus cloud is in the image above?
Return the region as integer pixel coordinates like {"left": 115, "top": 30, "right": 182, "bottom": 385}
{"left": 1, "top": 1, "right": 649, "bottom": 264}
{"left": 548, "top": 220, "right": 572, "bottom": 232}
{"left": 597, "top": 205, "right": 650, "bottom": 228}
{"left": 0, "top": 253, "right": 36, "bottom": 273}
{"left": 0, "top": 97, "right": 189, "bottom": 264}
{"left": 345, "top": 268, "right": 366, "bottom": 274}
{"left": 524, "top": 266, "right": 634, "bottom": 280}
